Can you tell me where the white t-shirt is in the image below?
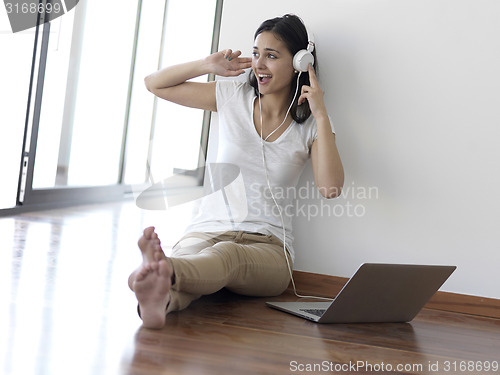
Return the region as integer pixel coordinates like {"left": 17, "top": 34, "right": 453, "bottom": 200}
{"left": 183, "top": 80, "right": 334, "bottom": 260}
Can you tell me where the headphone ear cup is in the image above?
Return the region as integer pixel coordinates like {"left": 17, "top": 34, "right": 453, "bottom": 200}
{"left": 293, "top": 49, "right": 315, "bottom": 72}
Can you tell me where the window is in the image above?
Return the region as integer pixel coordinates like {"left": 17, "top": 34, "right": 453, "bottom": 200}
{"left": 0, "top": 12, "right": 36, "bottom": 209}
{"left": 147, "top": 0, "right": 217, "bottom": 185}
{"left": 0, "top": 0, "right": 221, "bottom": 213}
{"left": 34, "top": 1, "right": 139, "bottom": 188}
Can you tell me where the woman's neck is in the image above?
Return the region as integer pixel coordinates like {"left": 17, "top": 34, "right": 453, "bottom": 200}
{"left": 254, "top": 90, "right": 295, "bottom": 142}
{"left": 258, "top": 91, "right": 293, "bottom": 120}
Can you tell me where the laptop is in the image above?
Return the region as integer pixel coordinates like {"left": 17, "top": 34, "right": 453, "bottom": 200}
{"left": 266, "top": 263, "right": 456, "bottom": 323}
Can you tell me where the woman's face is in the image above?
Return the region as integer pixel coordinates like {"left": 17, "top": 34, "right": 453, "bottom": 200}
{"left": 252, "top": 31, "right": 296, "bottom": 96}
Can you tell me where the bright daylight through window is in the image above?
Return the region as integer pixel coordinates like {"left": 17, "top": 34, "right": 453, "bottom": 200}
{"left": 0, "top": 0, "right": 217, "bottom": 210}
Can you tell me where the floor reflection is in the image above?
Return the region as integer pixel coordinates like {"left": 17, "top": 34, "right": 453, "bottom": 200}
{"left": 0, "top": 203, "right": 147, "bottom": 375}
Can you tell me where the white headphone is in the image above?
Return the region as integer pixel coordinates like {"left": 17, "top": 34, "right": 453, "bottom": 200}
{"left": 292, "top": 28, "right": 315, "bottom": 72}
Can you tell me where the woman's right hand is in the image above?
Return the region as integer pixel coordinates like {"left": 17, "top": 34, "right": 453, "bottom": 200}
{"left": 205, "top": 50, "right": 252, "bottom": 77}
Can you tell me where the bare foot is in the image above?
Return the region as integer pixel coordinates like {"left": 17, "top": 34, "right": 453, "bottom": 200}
{"left": 133, "top": 259, "right": 172, "bottom": 329}
{"left": 139, "top": 226, "right": 161, "bottom": 263}
{"left": 128, "top": 227, "right": 167, "bottom": 290}
{"left": 128, "top": 227, "right": 173, "bottom": 329}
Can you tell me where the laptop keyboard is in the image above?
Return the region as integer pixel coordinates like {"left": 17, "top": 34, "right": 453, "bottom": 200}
{"left": 300, "top": 309, "right": 326, "bottom": 317}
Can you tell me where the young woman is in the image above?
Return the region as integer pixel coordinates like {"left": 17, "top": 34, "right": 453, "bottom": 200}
{"left": 128, "top": 14, "right": 344, "bottom": 329}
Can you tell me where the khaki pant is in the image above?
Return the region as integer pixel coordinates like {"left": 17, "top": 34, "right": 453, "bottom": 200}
{"left": 165, "top": 231, "right": 292, "bottom": 314}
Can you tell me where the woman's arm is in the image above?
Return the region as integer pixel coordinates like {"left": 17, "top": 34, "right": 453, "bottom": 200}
{"left": 299, "top": 64, "right": 344, "bottom": 199}
{"left": 310, "top": 119, "right": 344, "bottom": 199}
{"left": 144, "top": 50, "right": 252, "bottom": 112}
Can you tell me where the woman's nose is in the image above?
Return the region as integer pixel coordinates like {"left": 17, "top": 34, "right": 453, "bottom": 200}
{"left": 255, "top": 56, "right": 265, "bottom": 69}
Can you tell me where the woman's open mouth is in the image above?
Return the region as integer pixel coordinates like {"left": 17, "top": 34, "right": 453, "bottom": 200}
{"left": 258, "top": 73, "right": 272, "bottom": 84}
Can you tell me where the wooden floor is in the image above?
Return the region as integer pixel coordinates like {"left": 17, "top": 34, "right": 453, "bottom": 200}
{"left": 1, "top": 201, "right": 499, "bottom": 375}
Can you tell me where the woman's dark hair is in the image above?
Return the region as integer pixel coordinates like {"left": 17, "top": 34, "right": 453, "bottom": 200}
{"left": 249, "top": 14, "right": 317, "bottom": 124}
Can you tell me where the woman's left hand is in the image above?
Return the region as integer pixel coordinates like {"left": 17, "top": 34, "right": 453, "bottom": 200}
{"left": 297, "top": 64, "right": 328, "bottom": 120}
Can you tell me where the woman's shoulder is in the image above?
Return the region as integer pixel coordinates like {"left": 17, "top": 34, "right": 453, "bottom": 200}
{"left": 217, "top": 79, "right": 253, "bottom": 94}
{"left": 294, "top": 114, "right": 335, "bottom": 147}
{"left": 216, "top": 79, "right": 255, "bottom": 109}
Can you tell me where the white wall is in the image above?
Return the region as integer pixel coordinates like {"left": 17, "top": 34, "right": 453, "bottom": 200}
{"left": 217, "top": 0, "right": 500, "bottom": 299}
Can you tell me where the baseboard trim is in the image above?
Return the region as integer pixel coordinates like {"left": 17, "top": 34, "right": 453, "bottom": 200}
{"left": 426, "top": 290, "right": 500, "bottom": 319}
{"left": 291, "top": 271, "right": 500, "bottom": 319}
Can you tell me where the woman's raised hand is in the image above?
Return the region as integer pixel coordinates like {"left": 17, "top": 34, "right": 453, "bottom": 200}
{"left": 206, "top": 49, "right": 252, "bottom": 77}
{"left": 298, "top": 63, "right": 328, "bottom": 120}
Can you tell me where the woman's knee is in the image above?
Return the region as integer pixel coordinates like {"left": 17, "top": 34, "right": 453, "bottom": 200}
{"left": 226, "top": 263, "right": 291, "bottom": 297}
{"left": 172, "top": 237, "right": 213, "bottom": 257}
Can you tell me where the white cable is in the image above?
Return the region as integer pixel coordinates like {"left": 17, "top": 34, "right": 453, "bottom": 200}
{"left": 259, "top": 73, "right": 333, "bottom": 301}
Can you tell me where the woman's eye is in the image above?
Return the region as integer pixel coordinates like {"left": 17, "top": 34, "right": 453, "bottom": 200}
{"left": 251, "top": 52, "right": 277, "bottom": 60}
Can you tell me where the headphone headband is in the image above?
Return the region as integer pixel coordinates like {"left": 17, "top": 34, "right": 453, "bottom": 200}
{"left": 306, "top": 28, "right": 315, "bottom": 53}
